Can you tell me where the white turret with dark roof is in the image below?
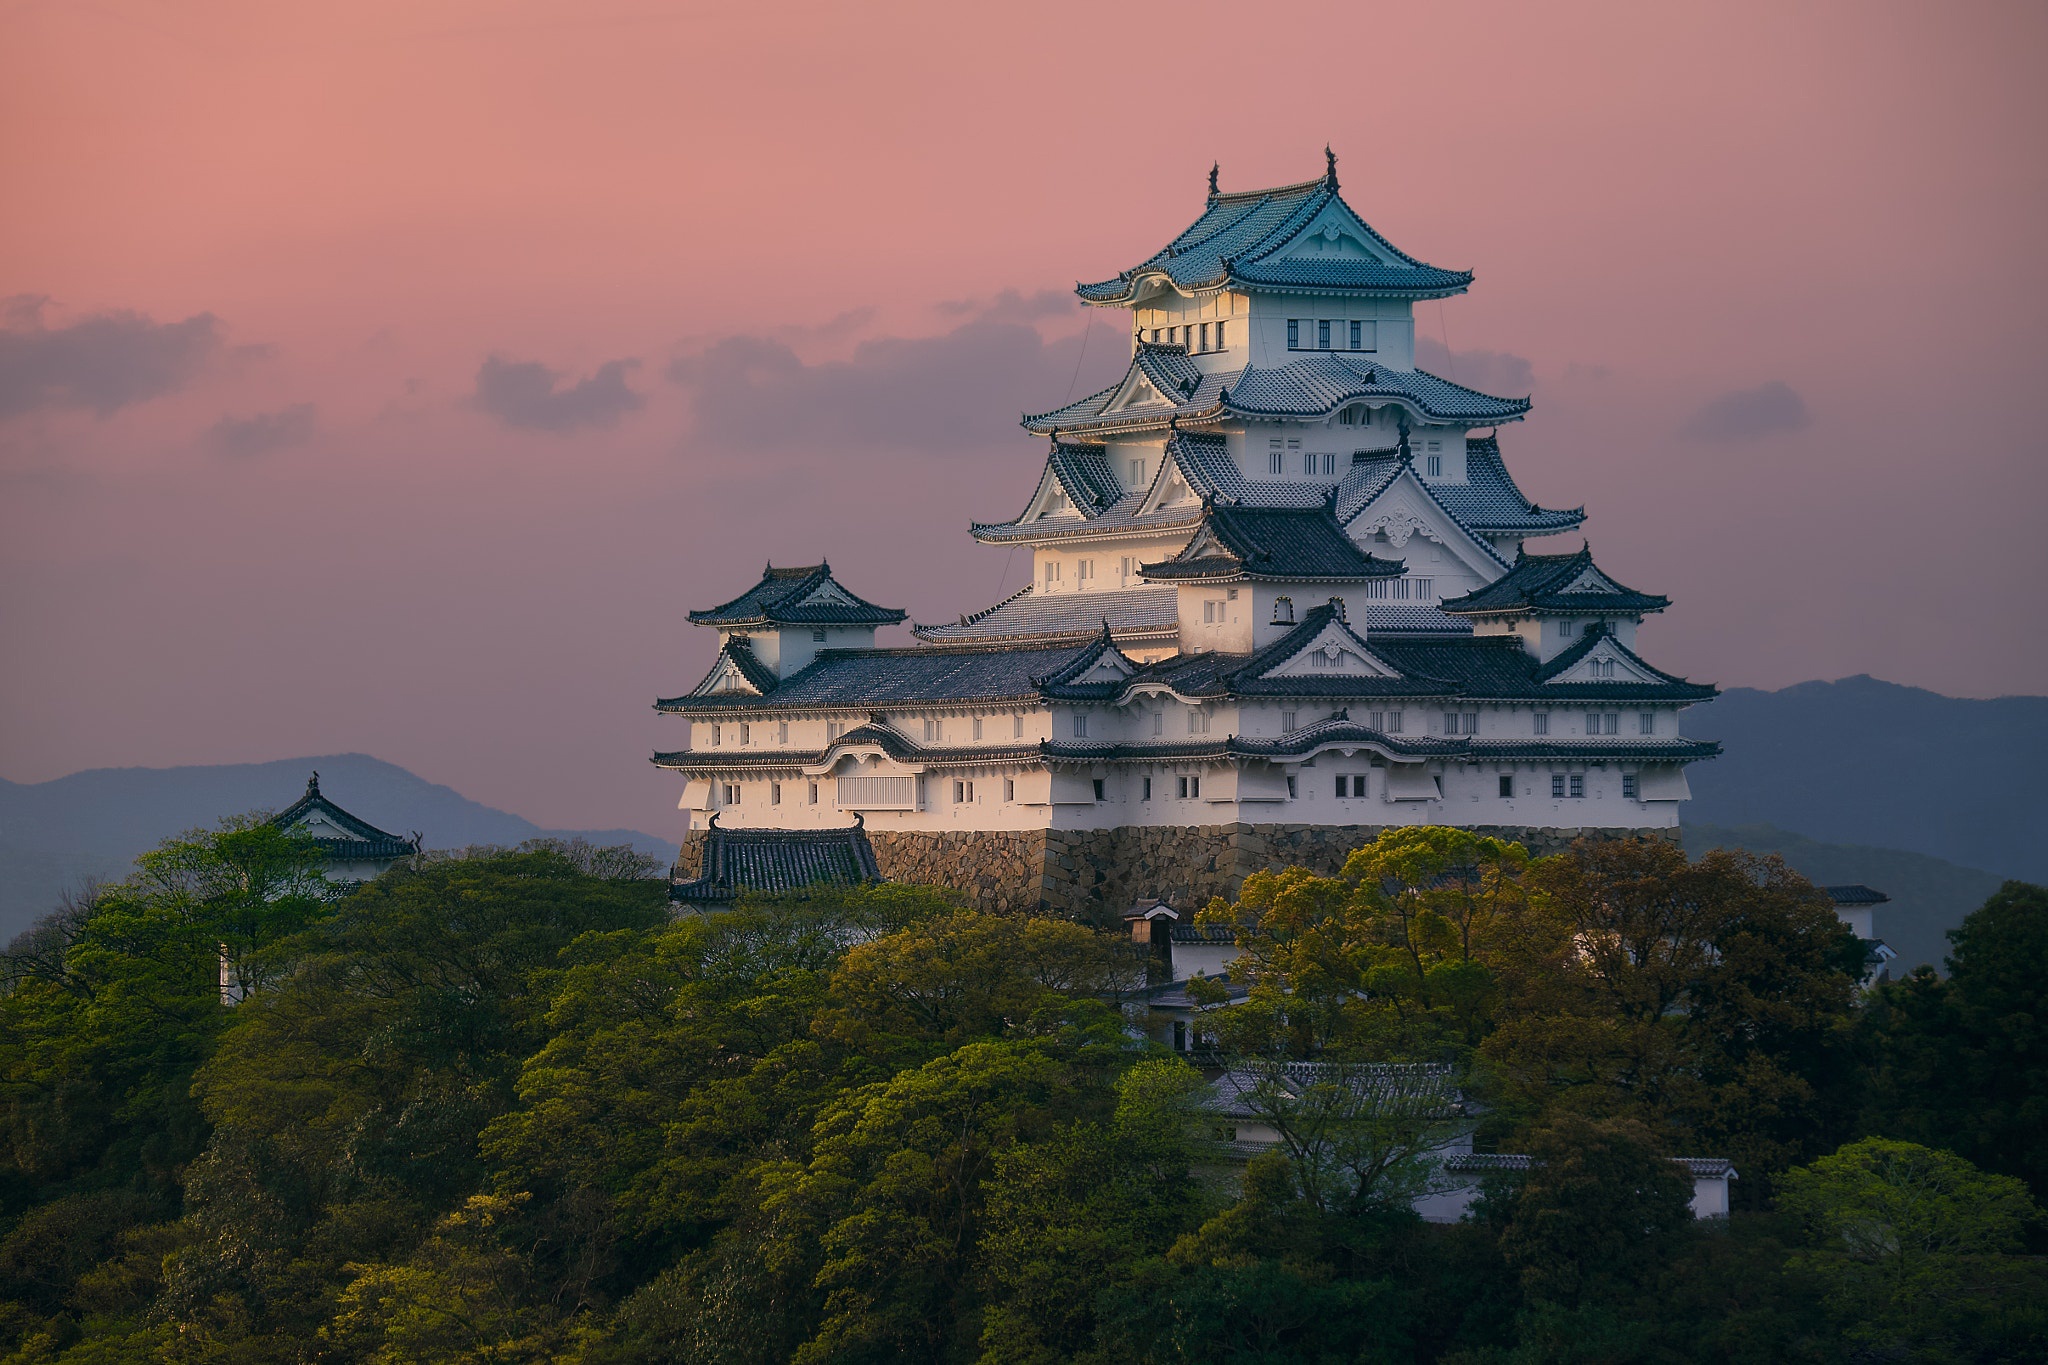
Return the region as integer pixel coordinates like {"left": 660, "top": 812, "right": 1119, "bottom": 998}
{"left": 654, "top": 155, "right": 1719, "bottom": 915}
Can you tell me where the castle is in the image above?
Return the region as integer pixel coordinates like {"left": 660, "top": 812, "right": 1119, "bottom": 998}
{"left": 656, "top": 153, "right": 1718, "bottom": 917}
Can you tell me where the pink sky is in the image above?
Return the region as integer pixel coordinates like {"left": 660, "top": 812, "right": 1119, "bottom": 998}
{"left": 3, "top": 0, "right": 2045, "bottom": 837}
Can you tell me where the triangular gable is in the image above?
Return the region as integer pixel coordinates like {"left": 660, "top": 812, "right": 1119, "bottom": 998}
{"left": 1270, "top": 199, "right": 1388, "bottom": 265}
{"left": 1556, "top": 565, "right": 1623, "bottom": 597}
{"left": 1341, "top": 464, "right": 1507, "bottom": 577}
{"left": 1543, "top": 637, "right": 1667, "bottom": 686}
{"left": 1174, "top": 521, "right": 1237, "bottom": 564}
{"left": 791, "top": 578, "right": 858, "bottom": 609}
{"left": 691, "top": 646, "right": 773, "bottom": 697}
{"left": 1016, "top": 461, "right": 1086, "bottom": 523}
{"left": 1105, "top": 366, "right": 1176, "bottom": 413}
{"left": 1257, "top": 614, "right": 1402, "bottom": 680}
{"left": 1040, "top": 626, "right": 1139, "bottom": 691}
{"left": 1136, "top": 448, "right": 1202, "bottom": 514}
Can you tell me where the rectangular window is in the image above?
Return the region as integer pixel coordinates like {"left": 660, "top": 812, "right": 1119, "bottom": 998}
{"left": 1623, "top": 774, "right": 1640, "bottom": 799}
{"left": 1004, "top": 777, "right": 1015, "bottom": 801}
{"left": 1350, "top": 320, "right": 1362, "bottom": 349}
{"left": 1014, "top": 715, "right": 1024, "bottom": 739}
{"left": 808, "top": 781, "right": 819, "bottom": 804}
{"left": 1413, "top": 578, "right": 1432, "bottom": 598}
{"left": 1078, "top": 559, "right": 1093, "bottom": 583}
{"left": 711, "top": 723, "right": 721, "bottom": 746}
{"left": 954, "top": 779, "right": 972, "bottom": 803}
{"left": 1202, "top": 601, "right": 1215, "bottom": 624}
{"left": 777, "top": 721, "right": 789, "bottom": 744}
{"left": 1464, "top": 712, "right": 1479, "bottom": 735}
{"left": 1286, "top": 775, "right": 1297, "bottom": 798}
{"left": 1426, "top": 455, "right": 1442, "bottom": 477}
{"left": 1199, "top": 322, "right": 1210, "bottom": 351}
{"left": 1570, "top": 774, "right": 1585, "bottom": 798}
{"left": 739, "top": 723, "right": 750, "bottom": 744}
{"left": 1214, "top": 320, "right": 1227, "bottom": 349}
{"left": 1552, "top": 774, "right": 1567, "bottom": 798}
{"left": 1142, "top": 777, "right": 1152, "bottom": 801}
{"left": 1152, "top": 710, "right": 1163, "bottom": 736}
{"left": 1499, "top": 774, "right": 1514, "bottom": 798}
{"left": 771, "top": 782, "right": 782, "bottom": 805}
{"left": 811, "top": 628, "right": 827, "bottom": 643}
{"left": 1335, "top": 775, "right": 1348, "bottom": 798}
{"left": 1443, "top": 711, "right": 1460, "bottom": 735}
{"left": 1559, "top": 620, "right": 1576, "bottom": 637}
{"left": 1367, "top": 711, "right": 1384, "bottom": 731}
{"left": 1585, "top": 712, "right": 1600, "bottom": 736}
{"left": 1268, "top": 439, "right": 1284, "bottom": 475}
{"left": 1533, "top": 712, "right": 1550, "bottom": 735}
{"left": 925, "top": 718, "right": 942, "bottom": 741}
{"left": 827, "top": 721, "right": 842, "bottom": 741}
{"left": 1639, "top": 712, "right": 1656, "bottom": 736}
{"left": 723, "top": 783, "right": 741, "bottom": 805}
{"left": 1317, "top": 319, "right": 1331, "bottom": 348}
{"left": 1187, "top": 709, "right": 1210, "bottom": 734}
{"left": 1386, "top": 711, "right": 1403, "bottom": 733}
{"left": 1281, "top": 711, "right": 1297, "bottom": 732}
{"left": 1604, "top": 713, "right": 1620, "bottom": 735}
{"left": 1092, "top": 778, "right": 1105, "bottom": 801}
{"left": 1191, "top": 776, "right": 1201, "bottom": 798}
{"left": 1178, "top": 776, "right": 1190, "bottom": 798}
{"left": 837, "top": 775, "right": 916, "bottom": 808}
{"left": 973, "top": 717, "right": 983, "bottom": 740}
{"left": 1128, "top": 459, "right": 1145, "bottom": 487}
{"left": 1287, "top": 319, "right": 1300, "bottom": 348}
{"left": 1072, "top": 714, "right": 1089, "bottom": 738}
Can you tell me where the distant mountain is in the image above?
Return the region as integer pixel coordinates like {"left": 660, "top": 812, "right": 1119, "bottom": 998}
{"left": 1683, "top": 676, "right": 2048, "bottom": 884}
{"left": 0, "top": 754, "right": 677, "bottom": 942}
{"left": 1681, "top": 822, "right": 2005, "bottom": 975}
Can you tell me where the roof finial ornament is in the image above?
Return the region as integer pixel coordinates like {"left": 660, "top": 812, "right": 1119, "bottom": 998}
{"left": 1208, "top": 161, "right": 1220, "bottom": 196}
{"left": 1397, "top": 414, "right": 1412, "bottom": 462}
{"left": 1324, "top": 145, "right": 1338, "bottom": 188}
{"left": 308, "top": 771, "right": 320, "bottom": 795}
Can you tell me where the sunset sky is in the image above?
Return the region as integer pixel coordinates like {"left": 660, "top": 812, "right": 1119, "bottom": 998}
{"left": 3, "top": 0, "right": 2044, "bottom": 837}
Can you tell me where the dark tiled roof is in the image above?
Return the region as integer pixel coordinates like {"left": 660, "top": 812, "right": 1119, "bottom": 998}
{"left": 1440, "top": 546, "right": 1669, "bottom": 617}
{"left": 687, "top": 562, "right": 906, "bottom": 628}
{"left": 1204, "top": 1062, "right": 1466, "bottom": 1120}
{"left": 1826, "top": 884, "right": 1891, "bottom": 906}
{"left": 1444, "top": 1154, "right": 1735, "bottom": 1180}
{"left": 1020, "top": 352, "right": 1527, "bottom": 437}
{"left": 670, "top": 815, "right": 880, "bottom": 903}
{"left": 1075, "top": 167, "right": 1473, "bottom": 304}
{"left": 684, "top": 639, "right": 780, "bottom": 698}
{"left": 270, "top": 773, "right": 418, "bottom": 861}
{"left": 1432, "top": 437, "right": 1584, "bottom": 535}
{"left": 1139, "top": 502, "right": 1405, "bottom": 583}
{"left": 911, "top": 583, "right": 1180, "bottom": 645}
{"left": 655, "top": 642, "right": 1093, "bottom": 715}
{"left": 1366, "top": 604, "right": 1472, "bottom": 636}
{"left": 1043, "top": 719, "right": 1717, "bottom": 767}
{"left": 1376, "top": 628, "right": 1717, "bottom": 702}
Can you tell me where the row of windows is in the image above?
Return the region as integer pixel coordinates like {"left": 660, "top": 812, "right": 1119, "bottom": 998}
{"left": 1287, "top": 318, "right": 1378, "bottom": 352}
{"left": 716, "top": 768, "right": 1652, "bottom": 808}
{"left": 1363, "top": 577, "right": 1434, "bottom": 600}
{"left": 1142, "top": 321, "right": 1226, "bottom": 352}
{"left": 708, "top": 716, "right": 1031, "bottom": 747}
{"left": 1046, "top": 556, "right": 1149, "bottom": 590}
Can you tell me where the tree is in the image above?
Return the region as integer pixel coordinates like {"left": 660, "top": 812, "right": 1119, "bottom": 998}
{"left": 1861, "top": 881, "right": 2048, "bottom": 1200}
{"left": 1223, "top": 1060, "right": 1467, "bottom": 1217}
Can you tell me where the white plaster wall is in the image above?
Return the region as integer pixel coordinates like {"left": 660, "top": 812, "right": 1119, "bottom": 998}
{"left": 1245, "top": 294, "right": 1414, "bottom": 369}
{"left": 1131, "top": 291, "right": 1250, "bottom": 372}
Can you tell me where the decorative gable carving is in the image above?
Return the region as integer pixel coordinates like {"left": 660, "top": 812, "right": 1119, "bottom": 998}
{"left": 1275, "top": 206, "right": 1384, "bottom": 264}
{"left": 796, "top": 580, "right": 857, "bottom": 608}
{"left": 1549, "top": 644, "right": 1660, "bottom": 686}
{"left": 1075, "top": 652, "right": 1133, "bottom": 684}
{"left": 1108, "top": 372, "right": 1173, "bottom": 412}
{"left": 1261, "top": 619, "right": 1401, "bottom": 680}
{"left": 694, "top": 652, "right": 768, "bottom": 696}
{"left": 1558, "top": 567, "right": 1621, "bottom": 596}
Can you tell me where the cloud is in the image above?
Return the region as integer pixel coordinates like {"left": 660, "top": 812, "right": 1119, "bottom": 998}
{"left": 935, "top": 288, "right": 1078, "bottom": 324}
{"left": 0, "top": 296, "right": 223, "bottom": 417}
{"left": 208, "top": 403, "right": 317, "bottom": 457}
{"left": 1681, "top": 380, "right": 1811, "bottom": 441}
{"left": 666, "top": 317, "right": 1119, "bottom": 456}
{"left": 471, "top": 355, "right": 643, "bottom": 431}
{"left": 1414, "top": 336, "right": 1534, "bottom": 396}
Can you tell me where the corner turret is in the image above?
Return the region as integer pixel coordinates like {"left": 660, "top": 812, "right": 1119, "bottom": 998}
{"left": 686, "top": 562, "right": 905, "bottom": 680}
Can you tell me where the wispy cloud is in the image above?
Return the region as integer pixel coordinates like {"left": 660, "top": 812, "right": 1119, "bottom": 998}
{"left": 1681, "top": 380, "right": 1811, "bottom": 441}
{"left": 0, "top": 296, "right": 223, "bottom": 418}
{"left": 1416, "top": 336, "right": 1534, "bottom": 396}
{"left": 208, "top": 403, "right": 317, "bottom": 457}
{"left": 472, "top": 355, "right": 643, "bottom": 432}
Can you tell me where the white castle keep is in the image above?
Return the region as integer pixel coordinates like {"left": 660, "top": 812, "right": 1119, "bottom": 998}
{"left": 655, "top": 153, "right": 1718, "bottom": 914}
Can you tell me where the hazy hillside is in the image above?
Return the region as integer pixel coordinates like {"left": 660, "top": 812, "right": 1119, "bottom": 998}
{"left": 1681, "top": 822, "right": 2005, "bottom": 975}
{"left": 1683, "top": 675, "right": 2048, "bottom": 884}
{"left": 0, "top": 754, "right": 677, "bottom": 942}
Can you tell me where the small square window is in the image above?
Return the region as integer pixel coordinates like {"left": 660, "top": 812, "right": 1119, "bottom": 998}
{"left": 1533, "top": 712, "right": 1550, "bottom": 735}
{"left": 1073, "top": 714, "right": 1089, "bottom": 738}
{"left": 1585, "top": 712, "right": 1601, "bottom": 736}
{"left": 1499, "top": 774, "right": 1514, "bottom": 798}
{"left": 812, "top": 629, "right": 827, "bottom": 643}
{"left": 1639, "top": 712, "right": 1655, "bottom": 736}
{"left": 1570, "top": 774, "right": 1585, "bottom": 798}
{"left": 1464, "top": 712, "right": 1479, "bottom": 735}
{"left": 1282, "top": 711, "right": 1297, "bottom": 732}
{"left": 1551, "top": 775, "right": 1567, "bottom": 798}
{"left": 1387, "top": 711, "right": 1403, "bottom": 734}
{"left": 1604, "top": 714, "right": 1620, "bottom": 735}
{"left": 1443, "top": 711, "right": 1460, "bottom": 735}
{"left": 1426, "top": 455, "right": 1442, "bottom": 477}
{"left": 1623, "top": 774, "right": 1640, "bottom": 799}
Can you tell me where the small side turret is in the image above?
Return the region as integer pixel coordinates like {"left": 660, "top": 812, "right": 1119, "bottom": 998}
{"left": 686, "top": 561, "right": 905, "bottom": 681}
{"left": 1437, "top": 544, "right": 1669, "bottom": 661}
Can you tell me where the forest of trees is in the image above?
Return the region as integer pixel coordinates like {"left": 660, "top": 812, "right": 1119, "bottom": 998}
{"left": 1, "top": 819, "right": 2043, "bottom": 1364}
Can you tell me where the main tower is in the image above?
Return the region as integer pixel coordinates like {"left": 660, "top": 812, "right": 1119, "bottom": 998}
{"left": 655, "top": 155, "right": 1718, "bottom": 917}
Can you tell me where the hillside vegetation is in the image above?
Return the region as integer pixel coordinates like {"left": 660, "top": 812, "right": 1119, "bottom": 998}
{"left": 2, "top": 821, "right": 2042, "bottom": 1363}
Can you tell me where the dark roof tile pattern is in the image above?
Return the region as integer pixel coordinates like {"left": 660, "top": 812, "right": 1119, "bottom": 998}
{"left": 1440, "top": 545, "right": 1669, "bottom": 617}
{"left": 1140, "top": 503, "right": 1405, "bottom": 583}
{"left": 270, "top": 773, "right": 418, "bottom": 861}
{"left": 688, "top": 562, "right": 907, "bottom": 628}
{"left": 912, "top": 583, "right": 1181, "bottom": 645}
{"left": 1825, "top": 885, "right": 1891, "bottom": 906}
{"left": 1524, "top": 623, "right": 1702, "bottom": 692}
{"left": 1204, "top": 1062, "right": 1467, "bottom": 1120}
{"left": 1432, "top": 436, "right": 1585, "bottom": 535}
{"left": 656, "top": 642, "right": 1092, "bottom": 715}
{"left": 1075, "top": 171, "right": 1473, "bottom": 304}
{"left": 670, "top": 816, "right": 881, "bottom": 903}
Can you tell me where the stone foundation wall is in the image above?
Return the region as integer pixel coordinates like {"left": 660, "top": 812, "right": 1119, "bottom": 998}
{"left": 679, "top": 822, "right": 1677, "bottom": 926}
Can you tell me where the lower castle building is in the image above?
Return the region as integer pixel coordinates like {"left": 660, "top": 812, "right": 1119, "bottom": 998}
{"left": 654, "top": 156, "right": 1719, "bottom": 916}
